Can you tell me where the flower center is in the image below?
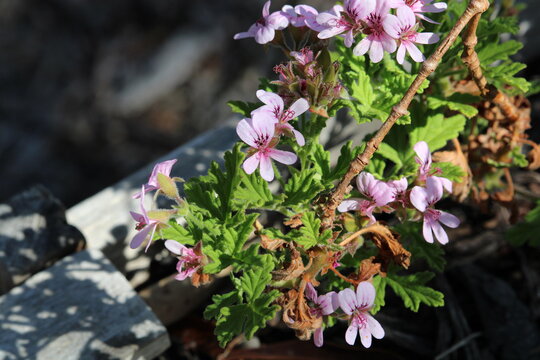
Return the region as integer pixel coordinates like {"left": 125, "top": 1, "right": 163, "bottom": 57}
{"left": 426, "top": 208, "right": 441, "bottom": 221}
{"left": 254, "top": 134, "right": 270, "bottom": 148}
{"left": 135, "top": 222, "right": 146, "bottom": 231}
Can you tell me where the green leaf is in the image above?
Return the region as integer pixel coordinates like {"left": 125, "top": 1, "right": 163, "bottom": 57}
{"left": 330, "top": 141, "right": 362, "bottom": 181}
{"left": 478, "top": 16, "right": 519, "bottom": 37}
{"left": 227, "top": 100, "right": 259, "bottom": 117}
{"left": 371, "top": 275, "right": 387, "bottom": 314}
{"left": 409, "top": 113, "right": 467, "bottom": 152}
{"left": 395, "top": 222, "right": 446, "bottom": 273}
{"left": 427, "top": 95, "right": 478, "bottom": 118}
{"left": 377, "top": 142, "right": 404, "bottom": 167}
{"left": 506, "top": 201, "right": 540, "bottom": 247}
{"left": 155, "top": 219, "right": 196, "bottom": 245}
{"left": 433, "top": 162, "right": 466, "bottom": 183}
{"left": 311, "top": 143, "right": 332, "bottom": 184}
{"left": 386, "top": 272, "right": 444, "bottom": 312}
{"left": 235, "top": 171, "right": 276, "bottom": 209}
{"left": 283, "top": 168, "right": 324, "bottom": 210}
{"left": 290, "top": 211, "right": 333, "bottom": 249}
{"left": 477, "top": 40, "right": 522, "bottom": 64}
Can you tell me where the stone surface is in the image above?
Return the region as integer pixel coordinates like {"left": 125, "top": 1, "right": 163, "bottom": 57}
{"left": 0, "top": 249, "right": 170, "bottom": 360}
{"left": 0, "top": 185, "right": 85, "bottom": 295}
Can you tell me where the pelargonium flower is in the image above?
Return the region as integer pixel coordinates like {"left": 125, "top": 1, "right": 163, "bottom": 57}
{"left": 305, "top": 283, "right": 339, "bottom": 347}
{"left": 236, "top": 112, "right": 297, "bottom": 182}
{"left": 338, "top": 282, "right": 385, "bottom": 348}
{"left": 165, "top": 240, "right": 202, "bottom": 281}
{"left": 295, "top": 4, "right": 329, "bottom": 32}
{"left": 253, "top": 90, "right": 309, "bottom": 146}
{"left": 410, "top": 177, "right": 460, "bottom": 244}
{"left": 281, "top": 5, "right": 307, "bottom": 27}
{"left": 130, "top": 186, "right": 169, "bottom": 251}
{"left": 389, "top": 0, "right": 447, "bottom": 24}
{"left": 383, "top": 6, "right": 439, "bottom": 64}
{"left": 338, "top": 172, "right": 395, "bottom": 224}
{"left": 133, "top": 159, "right": 177, "bottom": 199}
{"left": 317, "top": 0, "right": 373, "bottom": 48}
{"left": 353, "top": 0, "right": 397, "bottom": 63}
{"left": 414, "top": 141, "right": 452, "bottom": 192}
{"left": 388, "top": 177, "right": 408, "bottom": 205}
{"left": 233, "top": 1, "right": 289, "bottom": 44}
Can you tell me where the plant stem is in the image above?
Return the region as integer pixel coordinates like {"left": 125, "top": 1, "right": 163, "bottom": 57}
{"left": 320, "top": 0, "right": 491, "bottom": 230}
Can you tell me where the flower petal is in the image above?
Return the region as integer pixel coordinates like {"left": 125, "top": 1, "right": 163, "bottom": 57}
{"left": 269, "top": 149, "right": 297, "bottom": 165}
{"left": 366, "top": 314, "right": 385, "bottom": 339}
{"left": 439, "top": 211, "right": 460, "bottom": 228}
{"left": 130, "top": 224, "right": 152, "bottom": 249}
{"left": 243, "top": 153, "right": 260, "bottom": 175}
{"left": 165, "top": 240, "right": 187, "bottom": 256}
{"left": 425, "top": 176, "right": 443, "bottom": 204}
{"left": 431, "top": 220, "right": 449, "bottom": 244}
{"left": 292, "top": 129, "right": 305, "bottom": 146}
{"left": 359, "top": 326, "right": 373, "bottom": 348}
{"left": 422, "top": 218, "right": 435, "bottom": 243}
{"left": 314, "top": 327, "right": 324, "bottom": 347}
{"left": 410, "top": 186, "right": 428, "bottom": 212}
{"left": 255, "top": 26, "right": 275, "bottom": 44}
{"left": 383, "top": 14, "right": 401, "bottom": 38}
{"left": 345, "top": 323, "right": 358, "bottom": 345}
{"left": 288, "top": 98, "right": 310, "bottom": 118}
{"left": 356, "top": 281, "right": 376, "bottom": 309}
{"left": 369, "top": 39, "right": 384, "bottom": 63}
{"left": 337, "top": 198, "right": 363, "bottom": 212}
{"left": 236, "top": 119, "right": 258, "bottom": 148}
{"left": 353, "top": 38, "right": 371, "bottom": 56}
{"left": 259, "top": 154, "right": 274, "bottom": 181}
{"left": 305, "top": 282, "right": 318, "bottom": 302}
{"left": 415, "top": 32, "right": 439, "bottom": 44}
{"left": 338, "top": 288, "right": 358, "bottom": 315}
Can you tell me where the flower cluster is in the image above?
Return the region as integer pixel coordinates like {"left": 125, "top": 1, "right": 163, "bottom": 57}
{"left": 234, "top": 0, "right": 445, "bottom": 65}
{"left": 236, "top": 90, "right": 309, "bottom": 181}
{"left": 306, "top": 281, "right": 384, "bottom": 348}
{"left": 338, "top": 141, "right": 460, "bottom": 244}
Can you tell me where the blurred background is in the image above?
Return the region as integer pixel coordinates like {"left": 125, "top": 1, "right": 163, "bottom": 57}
{"left": 0, "top": 0, "right": 538, "bottom": 207}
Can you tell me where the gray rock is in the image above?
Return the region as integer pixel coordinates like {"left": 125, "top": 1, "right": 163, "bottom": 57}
{"left": 0, "top": 185, "right": 85, "bottom": 294}
{"left": 0, "top": 249, "right": 170, "bottom": 360}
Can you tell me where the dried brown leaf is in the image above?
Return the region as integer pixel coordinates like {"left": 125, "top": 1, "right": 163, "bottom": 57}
{"left": 272, "top": 247, "right": 305, "bottom": 282}
{"left": 527, "top": 143, "right": 540, "bottom": 170}
{"left": 368, "top": 224, "right": 411, "bottom": 270}
{"left": 284, "top": 213, "right": 304, "bottom": 228}
{"left": 433, "top": 148, "right": 472, "bottom": 202}
{"left": 261, "top": 234, "right": 287, "bottom": 251}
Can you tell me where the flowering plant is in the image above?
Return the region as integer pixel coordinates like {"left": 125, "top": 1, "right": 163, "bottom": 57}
{"left": 130, "top": 0, "right": 539, "bottom": 349}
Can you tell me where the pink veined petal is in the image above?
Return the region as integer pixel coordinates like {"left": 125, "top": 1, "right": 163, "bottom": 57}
{"left": 369, "top": 39, "right": 384, "bottom": 63}
{"left": 258, "top": 154, "right": 274, "bottom": 181}
{"left": 359, "top": 326, "right": 373, "bottom": 348}
{"left": 148, "top": 159, "right": 177, "bottom": 187}
{"left": 338, "top": 288, "right": 358, "bottom": 315}
{"left": 316, "top": 12, "right": 340, "bottom": 25}
{"left": 236, "top": 119, "right": 258, "bottom": 148}
{"left": 425, "top": 176, "right": 443, "bottom": 204}
{"left": 337, "top": 198, "right": 363, "bottom": 212}
{"left": 345, "top": 323, "right": 358, "bottom": 345}
{"left": 243, "top": 153, "right": 260, "bottom": 175}
{"left": 256, "top": 90, "right": 284, "bottom": 112}
{"left": 267, "top": 11, "right": 289, "bottom": 29}
{"left": 292, "top": 129, "right": 305, "bottom": 146}
{"left": 387, "top": 0, "right": 405, "bottom": 7}
{"left": 356, "top": 281, "right": 376, "bottom": 309}
{"left": 431, "top": 220, "right": 449, "bottom": 244}
{"left": 410, "top": 186, "right": 428, "bottom": 212}
{"left": 288, "top": 98, "right": 310, "bottom": 118}
{"left": 314, "top": 327, "right": 324, "bottom": 347}
{"left": 175, "top": 266, "right": 197, "bottom": 281}
{"left": 164, "top": 240, "right": 187, "bottom": 256}
{"left": 396, "top": 44, "right": 406, "bottom": 64}
{"left": 262, "top": 0, "right": 271, "bottom": 17}
{"left": 144, "top": 222, "right": 158, "bottom": 252}
{"left": 397, "top": 5, "right": 416, "bottom": 27}
{"left": 414, "top": 141, "right": 431, "bottom": 168}
{"left": 255, "top": 26, "right": 275, "bottom": 44}
{"left": 366, "top": 314, "right": 385, "bottom": 339}
{"left": 353, "top": 38, "right": 371, "bottom": 56}
{"left": 421, "top": 2, "right": 447, "bottom": 13}
{"left": 344, "top": 30, "right": 355, "bottom": 48}
{"left": 268, "top": 149, "right": 297, "bottom": 165}
{"left": 130, "top": 224, "right": 152, "bottom": 249}
{"left": 252, "top": 111, "right": 276, "bottom": 140}
{"left": 352, "top": 0, "right": 377, "bottom": 20}
{"left": 319, "top": 291, "right": 338, "bottom": 315}
{"left": 318, "top": 25, "right": 347, "bottom": 39}
{"left": 381, "top": 34, "right": 397, "bottom": 53}
{"left": 422, "top": 218, "right": 435, "bottom": 243}
{"left": 382, "top": 14, "right": 401, "bottom": 38}
{"left": 415, "top": 32, "right": 439, "bottom": 44}
{"left": 305, "top": 282, "right": 318, "bottom": 302}
{"left": 356, "top": 172, "right": 374, "bottom": 195}
{"left": 295, "top": 4, "right": 317, "bottom": 17}
{"left": 405, "top": 41, "right": 425, "bottom": 62}
{"left": 439, "top": 210, "right": 460, "bottom": 228}
{"left": 130, "top": 211, "right": 145, "bottom": 223}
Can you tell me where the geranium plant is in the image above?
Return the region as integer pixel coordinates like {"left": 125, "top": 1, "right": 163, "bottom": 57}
{"left": 129, "top": 0, "right": 539, "bottom": 350}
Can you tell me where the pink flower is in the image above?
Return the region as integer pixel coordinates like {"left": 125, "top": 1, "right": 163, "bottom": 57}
{"left": 338, "top": 282, "right": 385, "bottom": 348}
{"left": 389, "top": 0, "right": 447, "bottom": 24}
{"left": 383, "top": 6, "right": 439, "bottom": 64}
{"left": 233, "top": 1, "right": 289, "bottom": 44}
{"left": 295, "top": 4, "right": 328, "bottom": 32}
{"left": 236, "top": 112, "right": 297, "bottom": 182}
{"left": 317, "top": 1, "right": 373, "bottom": 47}
{"left": 253, "top": 90, "right": 309, "bottom": 146}
{"left": 338, "top": 172, "right": 394, "bottom": 224}
{"left": 281, "top": 5, "right": 307, "bottom": 27}
{"left": 130, "top": 186, "right": 160, "bottom": 251}
{"left": 165, "top": 240, "right": 202, "bottom": 281}
{"left": 133, "top": 159, "right": 177, "bottom": 199}
{"left": 353, "top": 0, "right": 397, "bottom": 63}
{"left": 305, "top": 283, "right": 339, "bottom": 347}
{"left": 413, "top": 141, "right": 452, "bottom": 192}
{"left": 410, "top": 177, "right": 460, "bottom": 244}
{"left": 388, "top": 177, "right": 408, "bottom": 204}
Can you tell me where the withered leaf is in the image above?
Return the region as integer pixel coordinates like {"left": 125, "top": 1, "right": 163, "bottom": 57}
{"left": 272, "top": 247, "right": 305, "bottom": 282}
{"left": 260, "top": 234, "right": 287, "bottom": 251}
{"left": 367, "top": 224, "right": 411, "bottom": 270}
{"left": 284, "top": 213, "right": 304, "bottom": 228}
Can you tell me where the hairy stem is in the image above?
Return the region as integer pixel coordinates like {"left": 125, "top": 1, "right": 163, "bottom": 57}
{"left": 320, "top": 0, "right": 490, "bottom": 230}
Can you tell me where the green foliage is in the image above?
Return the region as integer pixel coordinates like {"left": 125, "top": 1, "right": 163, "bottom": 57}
{"left": 289, "top": 211, "right": 333, "bottom": 249}
{"left": 395, "top": 222, "right": 447, "bottom": 273}
{"left": 227, "top": 100, "right": 260, "bottom": 118}
{"left": 433, "top": 162, "right": 466, "bottom": 183}
{"left": 371, "top": 275, "right": 387, "bottom": 314}
{"left": 386, "top": 271, "right": 444, "bottom": 312}
{"left": 427, "top": 94, "right": 479, "bottom": 118}
{"left": 283, "top": 168, "right": 325, "bottom": 211}
{"left": 507, "top": 201, "right": 540, "bottom": 247}
{"left": 204, "top": 255, "right": 280, "bottom": 347}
